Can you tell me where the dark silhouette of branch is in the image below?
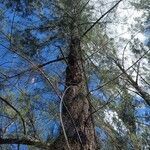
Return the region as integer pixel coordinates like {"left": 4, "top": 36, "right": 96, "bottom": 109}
{"left": 10, "top": 9, "right": 16, "bottom": 48}
{"left": 79, "top": 0, "right": 91, "bottom": 13}
{"left": 132, "top": 66, "right": 150, "bottom": 87}
{"left": 90, "top": 49, "right": 150, "bottom": 94}
{"left": 0, "top": 137, "right": 49, "bottom": 149}
{"left": 82, "top": 0, "right": 123, "bottom": 37}
{"left": 9, "top": 57, "right": 67, "bottom": 79}
{"left": 85, "top": 93, "right": 119, "bottom": 124}
{"left": 0, "top": 97, "right": 26, "bottom": 134}
{"left": 114, "top": 60, "right": 150, "bottom": 106}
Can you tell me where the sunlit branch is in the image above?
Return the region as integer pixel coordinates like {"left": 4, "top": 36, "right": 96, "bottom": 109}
{"left": 59, "top": 86, "right": 72, "bottom": 150}
{"left": 135, "top": 62, "right": 140, "bottom": 83}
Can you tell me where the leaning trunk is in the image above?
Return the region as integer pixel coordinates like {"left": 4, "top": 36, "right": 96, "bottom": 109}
{"left": 51, "top": 36, "right": 96, "bottom": 150}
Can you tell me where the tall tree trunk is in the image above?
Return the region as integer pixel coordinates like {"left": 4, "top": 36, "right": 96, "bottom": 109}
{"left": 50, "top": 36, "right": 96, "bottom": 150}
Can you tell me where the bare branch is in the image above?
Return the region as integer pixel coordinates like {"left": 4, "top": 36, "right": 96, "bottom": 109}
{"left": 9, "top": 57, "right": 67, "bottom": 79}
{"left": 90, "top": 49, "right": 150, "bottom": 94}
{"left": 114, "top": 59, "right": 150, "bottom": 106}
{"left": 0, "top": 97, "right": 26, "bottom": 135}
{"left": 82, "top": 0, "right": 123, "bottom": 37}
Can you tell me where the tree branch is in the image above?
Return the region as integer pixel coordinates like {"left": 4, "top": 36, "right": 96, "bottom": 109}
{"left": 0, "top": 137, "right": 49, "bottom": 149}
{"left": 82, "top": 0, "right": 123, "bottom": 37}
{"left": 114, "top": 60, "right": 150, "bottom": 106}
{"left": 9, "top": 57, "right": 67, "bottom": 79}
{"left": 90, "top": 48, "right": 150, "bottom": 94}
{"left": 0, "top": 97, "right": 26, "bottom": 134}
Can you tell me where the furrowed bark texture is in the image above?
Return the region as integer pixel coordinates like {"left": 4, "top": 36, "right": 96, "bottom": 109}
{"left": 50, "top": 37, "right": 96, "bottom": 150}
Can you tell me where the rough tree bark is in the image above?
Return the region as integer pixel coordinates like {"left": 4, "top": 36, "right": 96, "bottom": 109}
{"left": 50, "top": 36, "right": 96, "bottom": 150}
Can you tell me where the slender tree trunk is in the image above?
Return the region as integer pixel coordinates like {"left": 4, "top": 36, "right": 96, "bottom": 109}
{"left": 50, "top": 36, "right": 96, "bottom": 150}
